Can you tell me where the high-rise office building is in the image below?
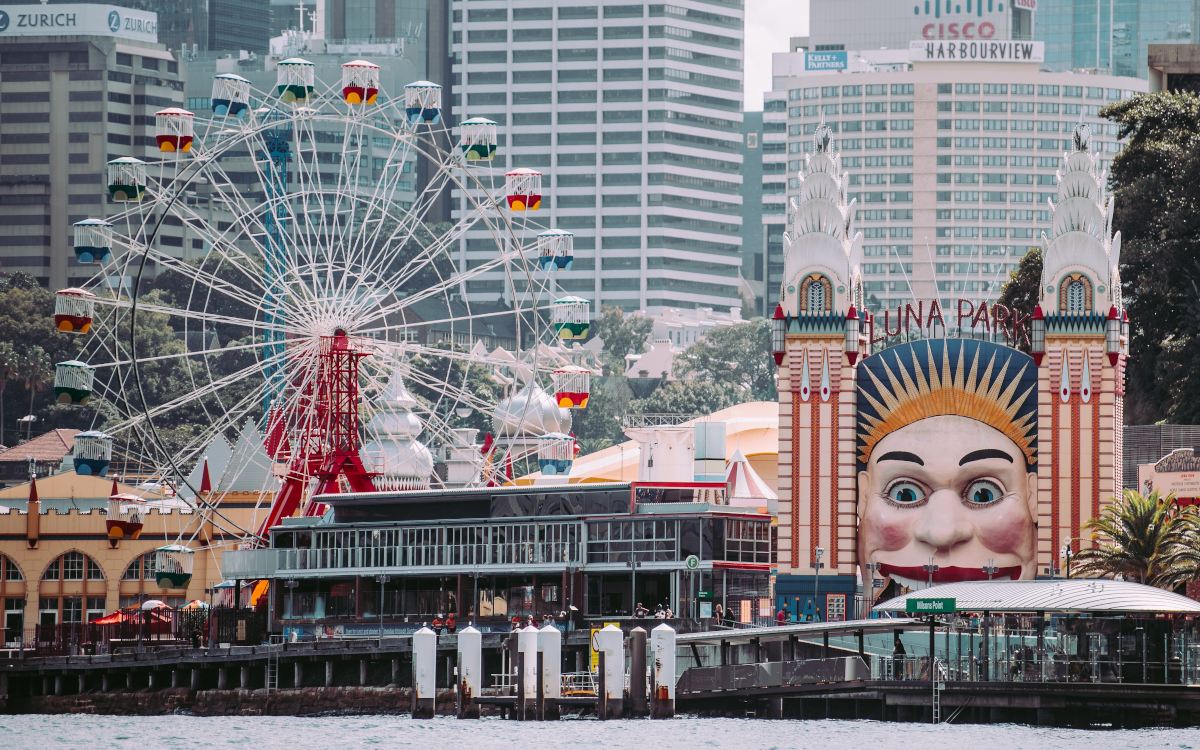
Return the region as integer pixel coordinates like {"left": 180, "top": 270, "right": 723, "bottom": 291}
{"left": 1035, "top": 0, "right": 1196, "bottom": 79}
{"left": 762, "top": 44, "right": 1145, "bottom": 315}
{"left": 452, "top": 0, "right": 744, "bottom": 314}
{"left": 0, "top": 3, "right": 185, "bottom": 290}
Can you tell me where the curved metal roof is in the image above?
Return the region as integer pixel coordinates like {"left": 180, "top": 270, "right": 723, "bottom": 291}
{"left": 874, "top": 579, "right": 1200, "bottom": 615}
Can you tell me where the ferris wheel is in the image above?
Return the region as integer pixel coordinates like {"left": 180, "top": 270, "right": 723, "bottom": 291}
{"left": 49, "top": 58, "right": 594, "bottom": 553}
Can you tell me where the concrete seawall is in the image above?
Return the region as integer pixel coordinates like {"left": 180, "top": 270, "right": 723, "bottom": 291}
{"left": 18, "top": 686, "right": 461, "bottom": 716}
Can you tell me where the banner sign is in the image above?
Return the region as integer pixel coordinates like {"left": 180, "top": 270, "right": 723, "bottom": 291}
{"left": 0, "top": 4, "right": 158, "bottom": 43}
{"left": 910, "top": 39, "right": 1045, "bottom": 63}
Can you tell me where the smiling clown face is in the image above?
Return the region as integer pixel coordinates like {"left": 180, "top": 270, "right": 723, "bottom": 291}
{"left": 858, "top": 415, "right": 1038, "bottom": 590}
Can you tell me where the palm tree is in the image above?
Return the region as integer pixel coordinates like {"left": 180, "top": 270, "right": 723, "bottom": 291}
{"left": 0, "top": 341, "right": 19, "bottom": 447}
{"left": 1072, "top": 490, "right": 1200, "bottom": 589}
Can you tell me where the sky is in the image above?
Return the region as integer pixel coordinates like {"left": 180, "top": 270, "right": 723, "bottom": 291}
{"left": 745, "top": 0, "right": 810, "bottom": 111}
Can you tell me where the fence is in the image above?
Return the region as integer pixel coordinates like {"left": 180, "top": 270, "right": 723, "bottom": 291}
{"left": 15, "top": 607, "right": 268, "bottom": 657}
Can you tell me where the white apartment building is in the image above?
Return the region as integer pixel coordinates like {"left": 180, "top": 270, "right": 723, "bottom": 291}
{"left": 761, "top": 44, "right": 1145, "bottom": 314}
{"left": 0, "top": 4, "right": 185, "bottom": 290}
{"left": 451, "top": 0, "right": 744, "bottom": 315}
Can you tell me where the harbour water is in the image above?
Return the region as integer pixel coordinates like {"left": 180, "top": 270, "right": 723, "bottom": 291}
{"left": 0, "top": 715, "right": 1196, "bottom": 750}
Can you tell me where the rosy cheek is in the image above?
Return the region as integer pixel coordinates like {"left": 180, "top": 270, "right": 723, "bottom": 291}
{"left": 975, "top": 502, "right": 1032, "bottom": 554}
{"left": 864, "top": 505, "right": 911, "bottom": 552}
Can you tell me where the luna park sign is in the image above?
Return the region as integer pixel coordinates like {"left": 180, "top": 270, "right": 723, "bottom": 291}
{"left": 867, "top": 298, "right": 1031, "bottom": 349}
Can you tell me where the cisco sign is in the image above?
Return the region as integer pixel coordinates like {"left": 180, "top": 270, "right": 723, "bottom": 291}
{"left": 0, "top": 4, "right": 157, "bottom": 42}
{"left": 914, "top": 0, "right": 1006, "bottom": 39}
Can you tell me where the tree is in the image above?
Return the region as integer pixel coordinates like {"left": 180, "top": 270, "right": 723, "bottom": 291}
{"left": 1071, "top": 490, "right": 1200, "bottom": 588}
{"left": 995, "top": 248, "right": 1042, "bottom": 354}
{"left": 0, "top": 342, "right": 18, "bottom": 447}
{"left": 1102, "top": 91, "right": 1200, "bottom": 423}
{"left": 590, "top": 307, "right": 652, "bottom": 376}
{"left": 570, "top": 375, "right": 633, "bottom": 455}
{"left": 675, "top": 319, "right": 777, "bottom": 402}
{"left": 630, "top": 380, "right": 745, "bottom": 417}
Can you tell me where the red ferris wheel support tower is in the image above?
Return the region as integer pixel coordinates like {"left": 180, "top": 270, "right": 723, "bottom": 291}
{"left": 257, "top": 330, "right": 376, "bottom": 543}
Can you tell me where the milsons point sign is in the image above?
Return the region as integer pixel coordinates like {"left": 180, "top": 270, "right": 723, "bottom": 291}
{"left": 868, "top": 298, "right": 1032, "bottom": 349}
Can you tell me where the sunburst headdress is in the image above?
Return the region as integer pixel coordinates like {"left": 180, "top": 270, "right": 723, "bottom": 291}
{"left": 856, "top": 339, "right": 1037, "bottom": 471}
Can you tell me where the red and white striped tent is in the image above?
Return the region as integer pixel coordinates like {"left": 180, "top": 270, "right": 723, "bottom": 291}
{"left": 726, "top": 448, "right": 778, "bottom": 511}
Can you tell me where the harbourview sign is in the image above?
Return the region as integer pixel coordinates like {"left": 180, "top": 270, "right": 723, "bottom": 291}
{"left": 910, "top": 39, "right": 1045, "bottom": 63}
{"left": 0, "top": 4, "right": 157, "bottom": 43}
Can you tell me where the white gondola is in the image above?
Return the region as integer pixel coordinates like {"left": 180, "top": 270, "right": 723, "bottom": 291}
{"left": 537, "top": 229, "right": 574, "bottom": 271}
{"left": 537, "top": 432, "right": 576, "bottom": 476}
{"left": 459, "top": 117, "right": 498, "bottom": 161}
{"left": 276, "top": 57, "right": 316, "bottom": 103}
{"left": 552, "top": 366, "right": 591, "bottom": 409}
{"left": 341, "top": 59, "right": 381, "bottom": 105}
{"left": 53, "top": 360, "right": 95, "bottom": 404}
{"left": 73, "top": 430, "right": 113, "bottom": 476}
{"left": 155, "top": 107, "right": 195, "bottom": 153}
{"left": 551, "top": 296, "right": 591, "bottom": 341}
{"left": 106, "top": 157, "right": 146, "bottom": 202}
{"left": 403, "top": 80, "right": 442, "bottom": 124}
{"left": 54, "top": 287, "right": 97, "bottom": 333}
{"left": 505, "top": 168, "right": 543, "bottom": 211}
{"left": 154, "top": 544, "right": 194, "bottom": 589}
{"left": 212, "top": 73, "right": 252, "bottom": 118}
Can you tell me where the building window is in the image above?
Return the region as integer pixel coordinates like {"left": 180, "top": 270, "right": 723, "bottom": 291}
{"left": 800, "top": 274, "right": 832, "bottom": 313}
{"left": 42, "top": 551, "right": 104, "bottom": 581}
{"left": 1060, "top": 273, "right": 1092, "bottom": 314}
{"left": 123, "top": 552, "right": 158, "bottom": 581}
{"left": 0, "top": 554, "right": 22, "bottom": 581}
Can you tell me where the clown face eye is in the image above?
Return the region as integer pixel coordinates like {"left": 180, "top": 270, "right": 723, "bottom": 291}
{"left": 964, "top": 479, "right": 1005, "bottom": 507}
{"left": 884, "top": 480, "right": 927, "bottom": 506}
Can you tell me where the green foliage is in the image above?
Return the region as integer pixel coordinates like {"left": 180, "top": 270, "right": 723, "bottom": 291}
{"left": 1072, "top": 490, "right": 1200, "bottom": 588}
{"left": 1103, "top": 91, "right": 1200, "bottom": 423}
{"left": 996, "top": 248, "right": 1042, "bottom": 354}
{"left": 590, "top": 307, "right": 652, "bottom": 376}
{"left": 0, "top": 274, "right": 77, "bottom": 443}
{"left": 570, "top": 376, "right": 633, "bottom": 455}
{"left": 630, "top": 379, "right": 745, "bottom": 417}
{"left": 675, "top": 318, "right": 777, "bottom": 402}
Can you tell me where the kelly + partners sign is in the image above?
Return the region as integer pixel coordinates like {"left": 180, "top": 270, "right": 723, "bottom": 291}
{"left": 906, "top": 598, "right": 956, "bottom": 615}
{"left": 0, "top": 4, "right": 158, "bottom": 43}
{"left": 806, "top": 51, "right": 848, "bottom": 72}
{"left": 910, "top": 39, "right": 1045, "bottom": 63}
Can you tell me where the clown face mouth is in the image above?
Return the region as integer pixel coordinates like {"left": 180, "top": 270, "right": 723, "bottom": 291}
{"left": 878, "top": 562, "right": 1022, "bottom": 588}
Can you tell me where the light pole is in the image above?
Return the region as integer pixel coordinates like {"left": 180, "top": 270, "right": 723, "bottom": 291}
{"left": 982, "top": 559, "right": 998, "bottom": 581}
{"left": 922, "top": 557, "right": 940, "bottom": 588}
{"left": 1060, "top": 544, "right": 1074, "bottom": 579}
{"left": 284, "top": 579, "right": 299, "bottom": 620}
{"left": 813, "top": 547, "right": 825, "bottom": 622}
{"left": 864, "top": 561, "right": 880, "bottom": 619}
{"left": 375, "top": 574, "right": 391, "bottom": 638}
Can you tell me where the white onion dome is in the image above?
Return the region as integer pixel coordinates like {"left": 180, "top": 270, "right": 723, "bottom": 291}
{"left": 361, "top": 372, "right": 433, "bottom": 491}
{"left": 491, "top": 381, "right": 572, "bottom": 437}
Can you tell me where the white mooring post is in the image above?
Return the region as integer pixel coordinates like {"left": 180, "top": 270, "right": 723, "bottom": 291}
{"left": 596, "top": 623, "right": 625, "bottom": 719}
{"left": 518, "top": 624, "right": 539, "bottom": 719}
{"left": 412, "top": 626, "right": 436, "bottom": 718}
{"left": 651, "top": 623, "right": 677, "bottom": 719}
{"left": 457, "top": 626, "right": 482, "bottom": 719}
{"left": 539, "top": 623, "right": 562, "bottom": 720}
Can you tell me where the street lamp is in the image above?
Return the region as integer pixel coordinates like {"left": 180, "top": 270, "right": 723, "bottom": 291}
{"left": 982, "top": 559, "right": 998, "bottom": 581}
{"left": 1060, "top": 544, "right": 1074, "bottom": 579}
{"left": 375, "top": 574, "right": 391, "bottom": 639}
{"left": 813, "top": 547, "right": 825, "bottom": 622}
{"left": 284, "top": 579, "right": 299, "bottom": 621}
{"left": 922, "top": 557, "right": 940, "bottom": 588}
{"left": 864, "top": 561, "right": 881, "bottom": 619}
